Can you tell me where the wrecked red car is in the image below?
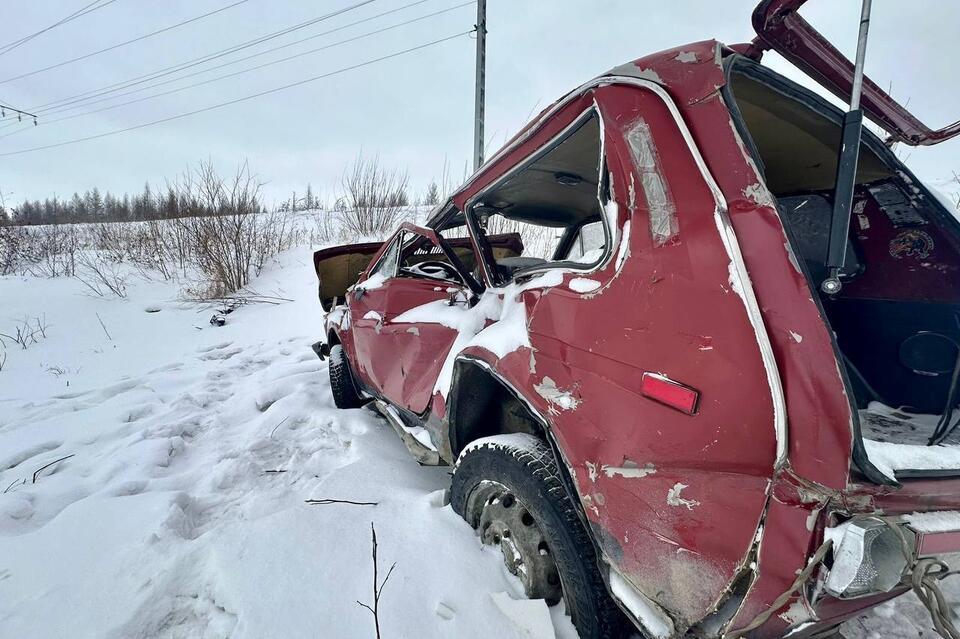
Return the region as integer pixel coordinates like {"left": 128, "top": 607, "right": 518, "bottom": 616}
{"left": 313, "top": 2, "right": 960, "bottom": 637}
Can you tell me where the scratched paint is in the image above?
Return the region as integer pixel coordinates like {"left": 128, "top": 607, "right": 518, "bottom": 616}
{"left": 533, "top": 376, "right": 580, "bottom": 412}
{"left": 667, "top": 483, "right": 700, "bottom": 510}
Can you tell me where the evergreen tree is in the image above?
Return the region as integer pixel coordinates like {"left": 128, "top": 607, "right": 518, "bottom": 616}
{"left": 424, "top": 181, "right": 440, "bottom": 206}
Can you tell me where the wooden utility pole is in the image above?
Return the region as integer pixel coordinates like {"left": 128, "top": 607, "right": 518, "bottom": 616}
{"left": 473, "top": 0, "right": 487, "bottom": 171}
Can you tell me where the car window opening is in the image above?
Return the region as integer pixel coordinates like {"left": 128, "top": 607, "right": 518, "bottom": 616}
{"left": 365, "top": 234, "right": 401, "bottom": 282}
{"left": 398, "top": 228, "right": 470, "bottom": 285}
{"left": 727, "top": 60, "right": 960, "bottom": 467}
{"left": 468, "top": 110, "right": 609, "bottom": 284}
{"left": 421, "top": 212, "right": 529, "bottom": 289}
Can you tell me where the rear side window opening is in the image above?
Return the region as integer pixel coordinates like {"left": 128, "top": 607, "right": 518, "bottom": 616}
{"left": 724, "top": 58, "right": 960, "bottom": 482}
{"left": 466, "top": 109, "right": 613, "bottom": 284}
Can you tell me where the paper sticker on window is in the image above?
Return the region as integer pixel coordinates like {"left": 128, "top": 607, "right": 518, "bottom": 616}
{"left": 626, "top": 119, "right": 677, "bottom": 246}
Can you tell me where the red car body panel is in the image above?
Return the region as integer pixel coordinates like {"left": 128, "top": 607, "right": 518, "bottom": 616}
{"left": 318, "top": 36, "right": 960, "bottom": 639}
{"left": 748, "top": 0, "right": 960, "bottom": 146}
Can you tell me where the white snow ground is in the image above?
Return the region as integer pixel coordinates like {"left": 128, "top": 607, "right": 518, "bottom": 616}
{"left": 0, "top": 246, "right": 958, "bottom": 639}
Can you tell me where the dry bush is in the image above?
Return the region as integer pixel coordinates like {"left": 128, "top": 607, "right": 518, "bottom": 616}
{"left": 0, "top": 156, "right": 424, "bottom": 294}
{"left": 486, "top": 216, "right": 558, "bottom": 260}
{"left": 3, "top": 224, "right": 82, "bottom": 277}
{"left": 0, "top": 315, "right": 49, "bottom": 350}
{"left": 309, "top": 210, "right": 339, "bottom": 245}
{"left": 336, "top": 153, "right": 409, "bottom": 238}
{"left": 139, "top": 218, "right": 189, "bottom": 280}
{"left": 355, "top": 522, "right": 396, "bottom": 639}
{"left": 74, "top": 251, "right": 129, "bottom": 298}
{"left": 171, "top": 161, "right": 299, "bottom": 297}
{"left": 0, "top": 224, "right": 29, "bottom": 275}
{"left": 88, "top": 223, "right": 134, "bottom": 263}
{"left": 31, "top": 224, "right": 80, "bottom": 277}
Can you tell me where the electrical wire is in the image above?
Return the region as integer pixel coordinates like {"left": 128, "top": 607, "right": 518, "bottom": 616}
{"left": 0, "top": 0, "right": 252, "bottom": 85}
{"left": 0, "top": 2, "right": 463, "bottom": 138}
{"left": 0, "top": 100, "right": 38, "bottom": 124}
{"left": 28, "top": 0, "right": 438, "bottom": 117}
{"left": 0, "top": 0, "right": 121, "bottom": 57}
{"left": 723, "top": 539, "right": 833, "bottom": 638}
{"left": 0, "top": 30, "right": 473, "bottom": 157}
{"left": 17, "top": 0, "right": 387, "bottom": 112}
{"left": 0, "top": 1, "right": 474, "bottom": 138}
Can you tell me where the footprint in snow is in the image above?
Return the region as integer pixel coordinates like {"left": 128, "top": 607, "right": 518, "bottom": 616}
{"left": 104, "top": 479, "right": 149, "bottom": 497}
{"left": 125, "top": 405, "right": 156, "bottom": 423}
{"left": 147, "top": 362, "right": 183, "bottom": 374}
{"left": 1, "top": 440, "right": 62, "bottom": 471}
{"left": 195, "top": 341, "right": 233, "bottom": 353}
{"left": 198, "top": 347, "right": 243, "bottom": 362}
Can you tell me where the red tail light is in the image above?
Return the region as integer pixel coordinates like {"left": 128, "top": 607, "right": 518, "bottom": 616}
{"left": 641, "top": 373, "right": 700, "bottom": 415}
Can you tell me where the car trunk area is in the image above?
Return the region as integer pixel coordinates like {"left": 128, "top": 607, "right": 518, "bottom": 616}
{"left": 725, "top": 59, "right": 960, "bottom": 480}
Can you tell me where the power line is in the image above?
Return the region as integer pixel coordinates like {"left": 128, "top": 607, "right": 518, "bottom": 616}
{"left": 0, "top": 0, "right": 252, "bottom": 85}
{"left": 12, "top": 1, "right": 474, "bottom": 129}
{"left": 0, "top": 100, "right": 38, "bottom": 125}
{"left": 27, "top": 0, "right": 426, "bottom": 116}
{"left": 0, "top": 0, "right": 451, "bottom": 137}
{"left": 0, "top": 0, "right": 122, "bottom": 57}
{"left": 0, "top": 30, "right": 473, "bottom": 157}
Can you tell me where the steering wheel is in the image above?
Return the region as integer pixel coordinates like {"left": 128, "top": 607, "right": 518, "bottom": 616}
{"left": 409, "top": 260, "right": 461, "bottom": 281}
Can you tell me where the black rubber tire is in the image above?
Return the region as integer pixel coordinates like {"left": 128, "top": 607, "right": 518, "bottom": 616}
{"left": 328, "top": 344, "right": 365, "bottom": 409}
{"left": 451, "top": 434, "right": 630, "bottom": 639}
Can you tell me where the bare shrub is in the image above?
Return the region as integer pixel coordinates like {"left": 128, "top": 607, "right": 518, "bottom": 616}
{"left": 486, "top": 216, "right": 558, "bottom": 260}
{"left": 309, "top": 209, "right": 338, "bottom": 245}
{"left": 0, "top": 224, "right": 29, "bottom": 275}
{"left": 33, "top": 224, "right": 80, "bottom": 277}
{"left": 75, "top": 251, "right": 129, "bottom": 298}
{"left": 0, "top": 344, "right": 7, "bottom": 372}
{"left": 0, "top": 315, "right": 50, "bottom": 350}
{"left": 140, "top": 218, "right": 189, "bottom": 280}
{"left": 88, "top": 223, "right": 133, "bottom": 263}
{"left": 171, "top": 160, "right": 298, "bottom": 297}
{"left": 355, "top": 522, "right": 396, "bottom": 639}
{"left": 4, "top": 225, "right": 82, "bottom": 277}
{"left": 337, "top": 153, "right": 410, "bottom": 238}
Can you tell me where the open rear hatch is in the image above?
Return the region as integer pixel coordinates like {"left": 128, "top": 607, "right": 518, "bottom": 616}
{"left": 749, "top": 0, "right": 960, "bottom": 146}
{"left": 724, "top": 58, "right": 960, "bottom": 486}
{"left": 736, "top": 0, "right": 960, "bottom": 485}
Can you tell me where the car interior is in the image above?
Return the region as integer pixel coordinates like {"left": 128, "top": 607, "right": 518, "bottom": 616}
{"left": 467, "top": 110, "right": 610, "bottom": 283}
{"left": 727, "top": 59, "right": 960, "bottom": 446}
{"left": 393, "top": 225, "right": 526, "bottom": 286}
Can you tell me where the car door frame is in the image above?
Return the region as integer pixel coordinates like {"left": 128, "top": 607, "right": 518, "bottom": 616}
{"left": 349, "top": 223, "right": 482, "bottom": 409}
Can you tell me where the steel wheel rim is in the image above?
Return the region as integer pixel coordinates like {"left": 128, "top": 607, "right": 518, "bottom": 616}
{"left": 467, "top": 480, "right": 563, "bottom": 605}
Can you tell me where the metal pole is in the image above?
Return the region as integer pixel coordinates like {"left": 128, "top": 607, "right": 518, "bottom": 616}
{"left": 849, "top": 0, "right": 873, "bottom": 111}
{"left": 821, "top": 0, "right": 872, "bottom": 295}
{"left": 473, "top": 0, "right": 487, "bottom": 171}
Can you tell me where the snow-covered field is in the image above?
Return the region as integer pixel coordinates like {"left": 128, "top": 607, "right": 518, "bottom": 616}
{"left": 0, "top": 244, "right": 957, "bottom": 638}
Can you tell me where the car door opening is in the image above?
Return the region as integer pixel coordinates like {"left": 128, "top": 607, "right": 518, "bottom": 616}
{"left": 726, "top": 57, "right": 960, "bottom": 480}
{"left": 467, "top": 110, "right": 611, "bottom": 283}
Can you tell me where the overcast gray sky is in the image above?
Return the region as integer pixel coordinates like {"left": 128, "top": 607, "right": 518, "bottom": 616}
{"left": 1, "top": 0, "right": 958, "bottom": 208}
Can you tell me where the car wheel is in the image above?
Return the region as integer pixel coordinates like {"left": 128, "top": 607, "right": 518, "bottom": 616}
{"left": 328, "top": 343, "right": 365, "bottom": 409}
{"left": 451, "top": 433, "right": 629, "bottom": 639}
